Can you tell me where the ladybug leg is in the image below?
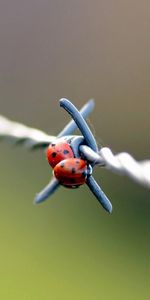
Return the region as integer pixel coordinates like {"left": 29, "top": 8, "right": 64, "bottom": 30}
{"left": 34, "top": 178, "right": 60, "bottom": 204}
{"left": 60, "top": 98, "right": 98, "bottom": 153}
{"left": 86, "top": 176, "right": 112, "bottom": 213}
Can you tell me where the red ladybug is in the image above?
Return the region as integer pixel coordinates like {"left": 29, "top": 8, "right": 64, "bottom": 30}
{"left": 53, "top": 158, "right": 88, "bottom": 188}
{"left": 46, "top": 140, "right": 74, "bottom": 168}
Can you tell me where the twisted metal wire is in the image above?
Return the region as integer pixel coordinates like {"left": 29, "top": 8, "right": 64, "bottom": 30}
{"left": 0, "top": 114, "right": 150, "bottom": 189}
{"left": 80, "top": 145, "right": 150, "bottom": 189}
{"left": 0, "top": 115, "right": 55, "bottom": 148}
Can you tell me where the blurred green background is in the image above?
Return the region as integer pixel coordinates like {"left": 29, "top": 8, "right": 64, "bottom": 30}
{"left": 0, "top": 1, "right": 150, "bottom": 299}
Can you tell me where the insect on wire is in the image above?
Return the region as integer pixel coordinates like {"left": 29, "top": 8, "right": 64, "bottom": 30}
{"left": 0, "top": 99, "right": 150, "bottom": 213}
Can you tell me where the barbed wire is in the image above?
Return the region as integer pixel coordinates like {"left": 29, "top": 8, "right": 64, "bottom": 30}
{"left": 0, "top": 115, "right": 55, "bottom": 148}
{"left": 0, "top": 113, "right": 150, "bottom": 189}
{"left": 80, "top": 145, "right": 150, "bottom": 189}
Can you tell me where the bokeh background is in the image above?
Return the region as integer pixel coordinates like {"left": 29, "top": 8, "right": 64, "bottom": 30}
{"left": 0, "top": 1, "right": 150, "bottom": 299}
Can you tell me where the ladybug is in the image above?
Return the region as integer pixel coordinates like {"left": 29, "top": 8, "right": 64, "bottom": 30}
{"left": 46, "top": 138, "right": 74, "bottom": 168}
{"left": 54, "top": 158, "right": 89, "bottom": 188}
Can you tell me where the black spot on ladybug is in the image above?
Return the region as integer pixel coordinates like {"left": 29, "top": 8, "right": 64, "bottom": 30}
{"left": 75, "top": 160, "right": 80, "bottom": 164}
{"left": 60, "top": 163, "right": 65, "bottom": 168}
{"left": 81, "top": 171, "right": 87, "bottom": 178}
{"left": 71, "top": 168, "right": 76, "bottom": 174}
{"left": 52, "top": 152, "right": 57, "bottom": 158}
{"left": 70, "top": 178, "right": 76, "bottom": 184}
{"left": 63, "top": 149, "right": 70, "bottom": 155}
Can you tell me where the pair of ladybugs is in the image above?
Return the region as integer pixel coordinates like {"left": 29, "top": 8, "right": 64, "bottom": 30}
{"left": 46, "top": 136, "right": 92, "bottom": 188}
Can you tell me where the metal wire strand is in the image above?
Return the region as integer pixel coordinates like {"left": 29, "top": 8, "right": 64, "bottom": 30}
{"left": 80, "top": 145, "right": 150, "bottom": 189}
{"left": 0, "top": 115, "right": 55, "bottom": 148}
